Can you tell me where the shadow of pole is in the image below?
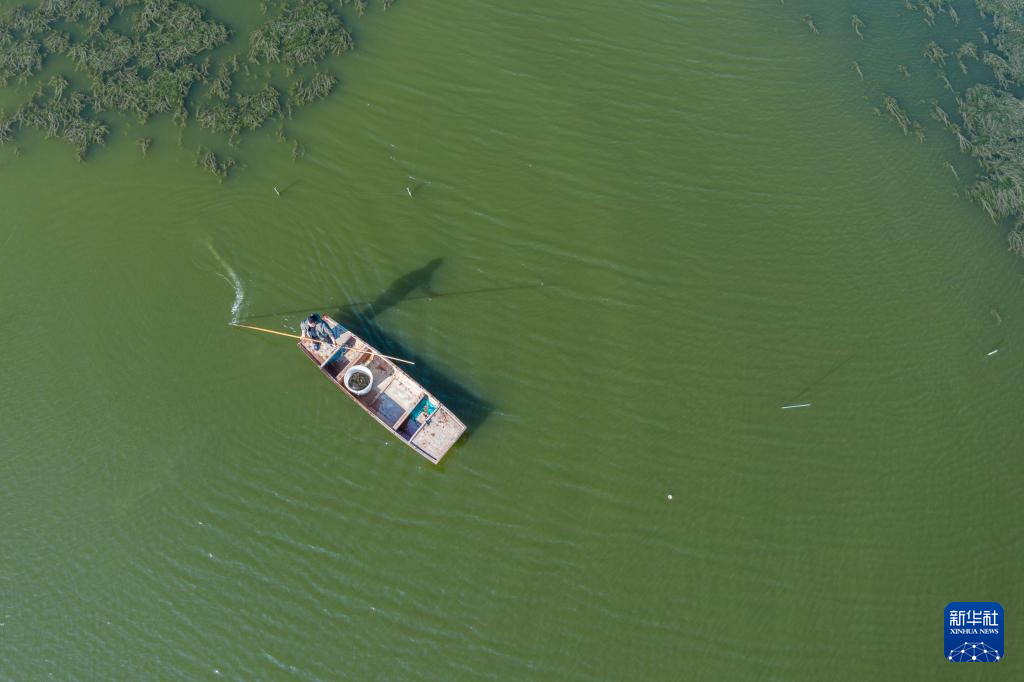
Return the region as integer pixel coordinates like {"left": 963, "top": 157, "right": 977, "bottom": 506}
{"left": 786, "top": 354, "right": 857, "bottom": 405}
{"left": 241, "top": 284, "right": 544, "bottom": 322}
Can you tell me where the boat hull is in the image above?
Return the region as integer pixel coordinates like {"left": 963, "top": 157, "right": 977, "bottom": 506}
{"left": 297, "top": 315, "right": 466, "bottom": 463}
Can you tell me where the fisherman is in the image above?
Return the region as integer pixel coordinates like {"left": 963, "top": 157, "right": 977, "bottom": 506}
{"left": 302, "top": 313, "right": 333, "bottom": 350}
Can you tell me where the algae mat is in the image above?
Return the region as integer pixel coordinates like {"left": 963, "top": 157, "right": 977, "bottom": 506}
{"left": 0, "top": 0, "right": 1021, "bottom": 679}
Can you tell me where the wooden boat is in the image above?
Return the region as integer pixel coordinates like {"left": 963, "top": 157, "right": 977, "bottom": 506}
{"left": 297, "top": 314, "right": 466, "bottom": 463}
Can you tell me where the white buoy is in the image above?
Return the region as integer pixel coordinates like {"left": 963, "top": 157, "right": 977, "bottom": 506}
{"left": 667, "top": 493, "right": 673, "bottom": 500}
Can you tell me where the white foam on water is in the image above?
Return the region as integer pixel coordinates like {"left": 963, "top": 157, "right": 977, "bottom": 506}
{"left": 206, "top": 240, "right": 245, "bottom": 324}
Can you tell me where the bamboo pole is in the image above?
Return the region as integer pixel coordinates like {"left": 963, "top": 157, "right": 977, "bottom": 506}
{"left": 232, "top": 322, "right": 415, "bottom": 365}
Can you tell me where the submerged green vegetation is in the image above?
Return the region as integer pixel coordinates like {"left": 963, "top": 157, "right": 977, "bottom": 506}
{"left": 248, "top": 0, "right": 351, "bottom": 66}
{"left": 793, "top": 0, "right": 1024, "bottom": 257}
{"left": 959, "top": 1, "right": 1024, "bottom": 251}
{"left": 194, "top": 144, "right": 235, "bottom": 180}
{"left": 15, "top": 82, "right": 107, "bottom": 158}
{"left": 0, "top": 0, "right": 395, "bottom": 177}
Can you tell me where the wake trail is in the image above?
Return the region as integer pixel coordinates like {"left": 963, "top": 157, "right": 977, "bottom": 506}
{"left": 206, "top": 240, "right": 245, "bottom": 324}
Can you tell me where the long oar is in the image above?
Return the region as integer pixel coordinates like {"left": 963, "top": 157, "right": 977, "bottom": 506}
{"left": 232, "top": 322, "right": 415, "bottom": 365}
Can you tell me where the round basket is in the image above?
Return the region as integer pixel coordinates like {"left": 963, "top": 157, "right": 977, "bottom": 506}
{"left": 343, "top": 365, "right": 374, "bottom": 396}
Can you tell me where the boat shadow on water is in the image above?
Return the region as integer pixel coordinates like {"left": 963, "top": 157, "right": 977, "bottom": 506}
{"left": 333, "top": 258, "right": 494, "bottom": 448}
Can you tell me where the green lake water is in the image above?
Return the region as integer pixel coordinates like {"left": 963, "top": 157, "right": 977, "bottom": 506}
{"left": 1, "top": 0, "right": 1022, "bottom": 679}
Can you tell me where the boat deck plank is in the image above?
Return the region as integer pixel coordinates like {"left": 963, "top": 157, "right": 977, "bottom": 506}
{"left": 410, "top": 407, "right": 464, "bottom": 460}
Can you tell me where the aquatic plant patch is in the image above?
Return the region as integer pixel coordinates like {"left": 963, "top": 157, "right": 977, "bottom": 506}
{"left": 785, "top": 0, "right": 1024, "bottom": 257}
{"left": 248, "top": 0, "right": 352, "bottom": 67}
{"left": 0, "top": 0, "right": 398, "bottom": 177}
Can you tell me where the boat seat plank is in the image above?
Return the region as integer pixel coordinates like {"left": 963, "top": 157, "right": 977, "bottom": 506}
{"left": 381, "top": 374, "right": 422, "bottom": 412}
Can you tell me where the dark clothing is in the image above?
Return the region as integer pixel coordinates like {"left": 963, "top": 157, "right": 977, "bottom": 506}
{"left": 302, "top": 314, "right": 333, "bottom": 350}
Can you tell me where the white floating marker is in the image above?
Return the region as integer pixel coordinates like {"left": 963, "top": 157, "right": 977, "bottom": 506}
{"left": 667, "top": 493, "right": 673, "bottom": 500}
{"left": 782, "top": 403, "right": 812, "bottom": 410}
